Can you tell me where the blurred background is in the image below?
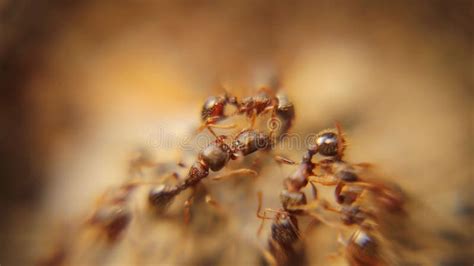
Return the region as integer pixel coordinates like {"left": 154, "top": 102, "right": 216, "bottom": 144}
{"left": 0, "top": 0, "right": 472, "bottom": 265}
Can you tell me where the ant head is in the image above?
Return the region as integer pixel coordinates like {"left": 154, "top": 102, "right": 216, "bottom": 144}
{"left": 315, "top": 128, "right": 346, "bottom": 158}
{"left": 201, "top": 95, "right": 227, "bottom": 122}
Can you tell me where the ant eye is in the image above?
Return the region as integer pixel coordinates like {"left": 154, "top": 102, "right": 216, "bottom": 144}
{"left": 316, "top": 131, "right": 339, "bottom": 157}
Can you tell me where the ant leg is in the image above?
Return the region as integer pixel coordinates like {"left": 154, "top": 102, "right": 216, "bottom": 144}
{"left": 349, "top": 181, "right": 404, "bottom": 211}
{"left": 335, "top": 121, "right": 346, "bottom": 159}
{"left": 309, "top": 181, "right": 318, "bottom": 200}
{"left": 274, "top": 155, "right": 297, "bottom": 166}
{"left": 204, "top": 194, "right": 222, "bottom": 210}
{"left": 256, "top": 191, "right": 276, "bottom": 236}
{"left": 353, "top": 162, "right": 374, "bottom": 169}
{"left": 208, "top": 123, "right": 237, "bottom": 130}
{"left": 197, "top": 117, "right": 235, "bottom": 138}
{"left": 198, "top": 184, "right": 225, "bottom": 214}
{"left": 262, "top": 105, "right": 275, "bottom": 115}
{"left": 183, "top": 188, "right": 195, "bottom": 225}
{"left": 257, "top": 244, "right": 277, "bottom": 266}
{"left": 249, "top": 110, "right": 257, "bottom": 129}
{"left": 197, "top": 116, "right": 219, "bottom": 131}
{"left": 305, "top": 211, "right": 344, "bottom": 229}
{"left": 211, "top": 168, "right": 258, "bottom": 180}
{"left": 206, "top": 126, "right": 219, "bottom": 139}
{"left": 335, "top": 182, "right": 345, "bottom": 204}
{"left": 309, "top": 176, "right": 339, "bottom": 186}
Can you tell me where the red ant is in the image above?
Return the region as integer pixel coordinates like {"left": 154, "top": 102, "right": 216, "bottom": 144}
{"left": 255, "top": 136, "right": 334, "bottom": 266}
{"left": 256, "top": 192, "right": 306, "bottom": 266}
{"left": 148, "top": 129, "right": 272, "bottom": 222}
{"left": 199, "top": 88, "right": 295, "bottom": 139}
{"left": 301, "top": 123, "right": 405, "bottom": 213}
{"left": 86, "top": 177, "right": 170, "bottom": 242}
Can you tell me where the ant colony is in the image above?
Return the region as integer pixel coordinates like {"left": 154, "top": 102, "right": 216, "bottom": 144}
{"left": 41, "top": 84, "right": 407, "bottom": 266}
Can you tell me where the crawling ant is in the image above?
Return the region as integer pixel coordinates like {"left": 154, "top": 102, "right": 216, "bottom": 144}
{"left": 264, "top": 123, "right": 404, "bottom": 265}
{"left": 257, "top": 192, "right": 306, "bottom": 266}
{"left": 199, "top": 88, "right": 295, "bottom": 139}
{"left": 39, "top": 175, "right": 170, "bottom": 266}
{"left": 274, "top": 124, "right": 350, "bottom": 211}
{"left": 148, "top": 129, "right": 271, "bottom": 221}
{"left": 256, "top": 139, "right": 332, "bottom": 266}
{"left": 86, "top": 177, "right": 168, "bottom": 242}
{"left": 305, "top": 124, "right": 404, "bottom": 213}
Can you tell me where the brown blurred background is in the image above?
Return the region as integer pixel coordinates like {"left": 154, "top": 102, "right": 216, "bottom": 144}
{"left": 0, "top": 0, "right": 472, "bottom": 265}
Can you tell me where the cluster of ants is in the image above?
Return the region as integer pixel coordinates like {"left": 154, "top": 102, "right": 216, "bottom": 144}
{"left": 41, "top": 86, "right": 405, "bottom": 266}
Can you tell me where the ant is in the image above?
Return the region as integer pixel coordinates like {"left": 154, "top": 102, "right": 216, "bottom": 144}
{"left": 257, "top": 192, "right": 305, "bottom": 266}
{"left": 199, "top": 88, "right": 295, "bottom": 139}
{"left": 274, "top": 124, "right": 352, "bottom": 212}
{"left": 259, "top": 123, "right": 402, "bottom": 265}
{"left": 300, "top": 123, "right": 405, "bottom": 213}
{"left": 256, "top": 130, "right": 344, "bottom": 265}
{"left": 86, "top": 177, "right": 170, "bottom": 242}
{"left": 148, "top": 129, "right": 272, "bottom": 221}
{"left": 329, "top": 195, "right": 393, "bottom": 266}
{"left": 39, "top": 175, "right": 172, "bottom": 266}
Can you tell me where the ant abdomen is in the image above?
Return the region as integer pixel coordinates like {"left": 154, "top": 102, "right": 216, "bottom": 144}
{"left": 148, "top": 184, "right": 179, "bottom": 213}
{"left": 271, "top": 214, "right": 300, "bottom": 247}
